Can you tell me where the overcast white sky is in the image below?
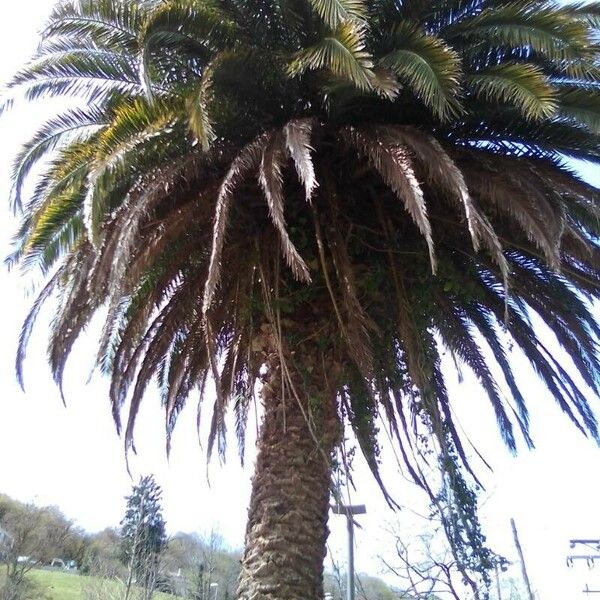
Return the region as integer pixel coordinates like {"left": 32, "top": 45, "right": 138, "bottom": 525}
{"left": 1, "top": 2, "right": 600, "bottom": 599}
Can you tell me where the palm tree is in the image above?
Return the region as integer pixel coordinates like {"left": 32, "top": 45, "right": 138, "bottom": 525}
{"left": 5, "top": 0, "right": 600, "bottom": 596}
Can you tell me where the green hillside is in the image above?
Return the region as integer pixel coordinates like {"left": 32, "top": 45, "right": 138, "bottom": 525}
{"left": 4, "top": 569, "right": 178, "bottom": 600}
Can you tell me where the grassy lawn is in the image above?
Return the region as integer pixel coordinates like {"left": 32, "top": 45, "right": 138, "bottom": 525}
{"left": 29, "top": 570, "right": 84, "bottom": 600}
{"left": 4, "top": 569, "right": 178, "bottom": 600}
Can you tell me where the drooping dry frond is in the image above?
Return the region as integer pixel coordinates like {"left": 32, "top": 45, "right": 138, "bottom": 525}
{"left": 187, "top": 65, "right": 216, "bottom": 152}
{"left": 203, "top": 134, "right": 268, "bottom": 313}
{"left": 284, "top": 118, "right": 318, "bottom": 201}
{"left": 342, "top": 125, "right": 436, "bottom": 271}
{"left": 259, "top": 132, "right": 312, "bottom": 282}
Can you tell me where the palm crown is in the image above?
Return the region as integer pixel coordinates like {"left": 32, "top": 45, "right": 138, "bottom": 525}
{"left": 6, "top": 0, "right": 600, "bottom": 518}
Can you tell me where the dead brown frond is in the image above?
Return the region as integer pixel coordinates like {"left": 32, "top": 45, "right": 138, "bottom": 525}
{"left": 284, "top": 118, "right": 319, "bottom": 201}
{"left": 203, "top": 134, "right": 269, "bottom": 314}
{"left": 259, "top": 131, "right": 312, "bottom": 283}
{"left": 342, "top": 125, "right": 437, "bottom": 271}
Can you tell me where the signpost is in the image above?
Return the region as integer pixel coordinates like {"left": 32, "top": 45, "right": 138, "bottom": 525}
{"left": 209, "top": 582, "right": 219, "bottom": 600}
{"left": 332, "top": 504, "right": 366, "bottom": 600}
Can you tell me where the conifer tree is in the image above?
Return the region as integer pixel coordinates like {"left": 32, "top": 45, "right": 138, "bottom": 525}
{"left": 120, "top": 476, "right": 167, "bottom": 600}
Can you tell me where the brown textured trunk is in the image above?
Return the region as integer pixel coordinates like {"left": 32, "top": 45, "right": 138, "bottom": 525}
{"left": 237, "top": 324, "right": 340, "bottom": 600}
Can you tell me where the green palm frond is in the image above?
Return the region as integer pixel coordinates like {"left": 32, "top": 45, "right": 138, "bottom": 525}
{"left": 138, "top": 0, "right": 239, "bottom": 101}
{"left": 379, "top": 23, "right": 462, "bottom": 120}
{"left": 84, "top": 98, "right": 179, "bottom": 241}
{"left": 186, "top": 65, "right": 217, "bottom": 151}
{"left": 557, "top": 85, "right": 600, "bottom": 133}
{"left": 11, "top": 106, "right": 107, "bottom": 213}
{"left": 309, "top": 0, "right": 366, "bottom": 29}
{"left": 561, "top": 1, "right": 600, "bottom": 29}
{"left": 467, "top": 63, "right": 557, "bottom": 120}
{"left": 289, "top": 21, "right": 375, "bottom": 91}
{"left": 9, "top": 50, "right": 139, "bottom": 89}
{"left": 4, "top": 49, "right": 141, "bottom": 111}
{"left": 94, "top": 97, "right": 178, "bottom": 160}
{"left": 467, "top": 307, "right": 533, "bottom": 447}
{"left": 8, "top": 139, "right": 95, "bottom": 272}
{"left": 43, "top": 0, "right": 145, "bottom": 52}
{"left": 45, "top": 141, "right": 97, "bottom": 195}
{"left": 15, "top": 267, "right": 64, "bottom": 389}
{"left": 141, "top": 0, "right": 238, "bottom": 55}
{"left": 22, "top": 186, "right": 85, "bottom": 272}
{"left": 461, "top": 115, "right": 600, "bottom": 162}
{"left": 433, "top": 298, "right": 518, "bottom": 450}
{"left": 450, "top": 2, "right": 594, "bottom": 63}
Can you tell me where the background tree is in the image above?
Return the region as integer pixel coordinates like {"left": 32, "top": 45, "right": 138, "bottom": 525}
{"left": 163, "top": 532, "right": 241, "bottom": 600}
{"left": 81, "top": 528, "right": 124, "bottom": 579}
{"left": 6, "top": 0, "right": 600, "bottom": 598}
{"left": 381, "top": 530, "right": 482, "bottom": 600}
{"left": 120, "top": 476, "right": 167, "bottom": 600}
{"left": 0, "top": 496, "right": 74, "bottom": 600}
{"left": 324, "top": 560, "right": 401, "bottom": 600}
{"left": 187, "top": 531, "right": 223, "bottom": 600}
{"left": 0, "top": 492, "right": 244, "bottom": 600}
{"left": 378, "top": 503, "right": 532, "bottom": 600}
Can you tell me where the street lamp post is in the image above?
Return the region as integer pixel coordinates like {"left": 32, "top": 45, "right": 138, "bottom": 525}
{"left": 332, "top": 504, "right": 366, "bottom": 600}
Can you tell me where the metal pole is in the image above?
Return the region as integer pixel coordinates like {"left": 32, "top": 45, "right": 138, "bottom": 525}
{"left": 511, "top": 518, "right": 534, "bottom": 600}
{"left": 347, "top": 516, "right": 354, "bottom": 600}
{"left": 332, "top": 505, "right": 366, "bottom": 600}
{"left": 495, "top": 564, "right": 503, "bottom": 600}
{"left": 210, "top": 582, "right": 219, "bottom": 600}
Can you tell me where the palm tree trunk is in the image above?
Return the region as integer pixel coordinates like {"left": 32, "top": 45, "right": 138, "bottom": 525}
{"left": 237, "top": 326, "right": 340, "bottom": 600}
